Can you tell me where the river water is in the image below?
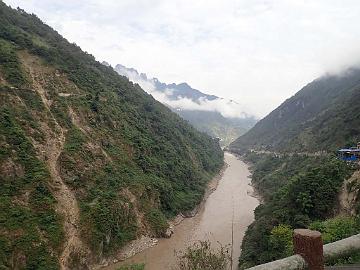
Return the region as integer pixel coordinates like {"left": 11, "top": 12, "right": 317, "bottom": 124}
{"left": 106, "top": 152, "right": 259, "bottom": 270}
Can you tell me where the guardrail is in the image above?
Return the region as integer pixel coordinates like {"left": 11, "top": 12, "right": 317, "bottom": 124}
{"left": 246, "top": 229, "right": 360, "bottom": 270}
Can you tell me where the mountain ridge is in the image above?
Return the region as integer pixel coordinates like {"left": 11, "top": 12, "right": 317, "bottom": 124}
{"left": 229, "top": 68, "right": 360, "bottom": 153}
{"left": 228, "top": 67, "right": 360, "bottom": 269}
{"left": 114, "top": 63, "right": 257, "bottom": 146}
{"left": 0, "top": 3, "right": 223, "bottom": 269}
{"left": 114, "top": 63, "right": 219, "bottom": 102}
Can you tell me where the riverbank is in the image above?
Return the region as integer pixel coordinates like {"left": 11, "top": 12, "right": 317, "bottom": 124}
{"left": 181, "top": 163, "right": 228, "bottom": 218}
{"left": 103, "top": 152, "right": 259, "bottom": 270}
{"left": 96, "top": 162, "right": 228, "bottom": 269}
{"left": 232, "top": 152, "right": 264, "bottom": 203}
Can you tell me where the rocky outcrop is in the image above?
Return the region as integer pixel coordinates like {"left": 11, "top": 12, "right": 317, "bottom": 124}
{"left": 338, "top": 170, "right": 360, "bottom": 216}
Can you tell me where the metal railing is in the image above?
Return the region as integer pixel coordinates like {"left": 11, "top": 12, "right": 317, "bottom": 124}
{"left": 246, "top": 230, "right": 360, "bottom": 270}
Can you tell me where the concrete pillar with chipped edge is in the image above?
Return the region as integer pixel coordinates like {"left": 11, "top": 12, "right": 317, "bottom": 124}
{"left": 293, "top": 229, "right": 324, "bottom": 270}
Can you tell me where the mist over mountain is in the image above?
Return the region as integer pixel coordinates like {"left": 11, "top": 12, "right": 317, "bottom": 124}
{"left": 229, "top": 66, "right": 360, "bottom": 153}
{"left": 113, "top": 63, "right": 257, "bottom": 145}
{"left": 227, "top": 64, "right": 360, "bottom": 269}
{"left": 114, "top": 63, "right": 219, "bottom": 102}
{"left": 3, "top": 1, "right": 360, "bottom": 270}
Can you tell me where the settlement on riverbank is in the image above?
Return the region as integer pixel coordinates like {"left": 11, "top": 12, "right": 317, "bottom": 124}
{"left": 104, "top": 152, "right": 259, "bottom": 270}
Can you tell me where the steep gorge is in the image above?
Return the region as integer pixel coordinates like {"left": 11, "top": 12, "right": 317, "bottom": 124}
{"left": 0, "top": 3, "right": 223, "bottom": 269}
{"left": 229, "top": 63, "right": 360, "bottom": 268}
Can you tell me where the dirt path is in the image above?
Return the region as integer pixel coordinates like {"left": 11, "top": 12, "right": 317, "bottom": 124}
{"left": 47, "top": 122, "right": 82, "bottom": 269}
{"left": 26, "top": 62, "right": 86, "bottom": 269}
{"left": 248, "top": 149, "right": 328, "bottom": 157}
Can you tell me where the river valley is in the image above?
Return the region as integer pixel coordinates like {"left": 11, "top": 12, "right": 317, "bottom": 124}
{"left": 106, "top": 152, "right": 259, "bottom": 270}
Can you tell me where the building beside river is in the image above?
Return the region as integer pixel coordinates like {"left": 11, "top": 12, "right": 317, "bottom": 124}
{"left": 338, "top": 142, "right": 360, "bottom": 161}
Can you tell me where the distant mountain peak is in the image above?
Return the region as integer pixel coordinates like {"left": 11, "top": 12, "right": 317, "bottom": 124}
{"left": 177, "top": 82, "right": 191, "bottom": 88}
{"left": 102, "top": 61, "right": 110, "bottom": 67}
{"left": 114, "top": 64, "right": 219, "bottom": 102}
{"left": 140, "top": 73, "right": 147, "bottom": 80}
{"left": 113, "top": 63, "right": 257, "bottom": 146}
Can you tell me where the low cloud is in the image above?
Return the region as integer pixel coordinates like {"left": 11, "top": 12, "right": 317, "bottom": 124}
{"left": 157, "top": 94, "right": 250, "bottom": 119}
{"left": 6, "top": 1, "right": 360, "bottom": 117}
{"left": 118, "top": 65, "right": 250, "bottom": 119}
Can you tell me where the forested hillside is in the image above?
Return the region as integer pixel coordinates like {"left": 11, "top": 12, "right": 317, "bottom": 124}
{"left": 238, "top": 153, "right": 358, "bottom": 268}
{"left": 0, "top": 3, "right": 223, "bottom": 269}
{"left": 230, "top": 65, "right": 360, "bottom": 268}
{"left": 176, "top": 110, "right": 256, "bottom": 146}
{"left": 229, "top": 69, "right": 360, "bottom": 153}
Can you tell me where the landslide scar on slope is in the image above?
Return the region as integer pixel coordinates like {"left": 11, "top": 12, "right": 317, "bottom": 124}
{"left": 19, "top": 51, "right": 90, "bottom": 269}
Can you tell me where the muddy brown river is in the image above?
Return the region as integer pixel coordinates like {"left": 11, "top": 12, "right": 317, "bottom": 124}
{"left": 105, "top": 152, "right": 259, "bottom": 270}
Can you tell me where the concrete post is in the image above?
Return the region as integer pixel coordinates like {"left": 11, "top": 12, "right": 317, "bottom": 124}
{"left": 293, "top": 229, "right": 324, "bottom": 270}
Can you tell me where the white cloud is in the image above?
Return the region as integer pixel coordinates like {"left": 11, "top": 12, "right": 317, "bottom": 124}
{"left": 117, "top": 65, "right": 250, "bottom": 118}
{"left": 5, "top": 0, "right": 360, "bottom": 117}
{"left": 165, "top": 97, "right": 250, "bottom": 119}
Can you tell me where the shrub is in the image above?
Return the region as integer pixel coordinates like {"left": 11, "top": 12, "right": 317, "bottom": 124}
{"left": 175, "top": 240, "right": 230, "bottom": 270}
{"left": 146, "top": 208, "right": 168, "bottom": 237}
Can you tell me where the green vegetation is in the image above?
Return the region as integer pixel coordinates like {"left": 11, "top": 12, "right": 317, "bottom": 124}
{"left": 269, "top": 224, "right": 293, "bottom": 258}
{"left": 238, "top": 153, "right": 355, "bottom": 269}
{"left": 0, "top": 2, "right": 224, "bottom": 268}
{"left": 175, "top": 240, "right": 230, "bottom": 270}
{"left": 115, "top": 65, "right": 257, "bottom": 147}
{"left": 146, "top": 208, "right": 169, "bottom": 237}
{"left": 63, "top": 127, "right": 86, "bottom": 153}
{"left": 228, "top": 44, "right": 360, "bottom": 268}
{"left": 310, "top": 216, "right": 360, "bottom": 244}
{"left": 229, "top": 68, "right": 360, "bottom": 153}
{"left": 0, "top": 108, "right": 63, "bottom": 269}
{"left": 116, "top": 241, "right": 231, "bottom": 270}
{"left": 177, "top": 110, "right": 256, "bottom": 147}
{"left": 310, "top": 216, "right": 360, "bottom": 265}
{"left": 0, "top": 39, "right": 27, "bottom": 86}
{"left": 229, "top": 57, "right": 360, "bottom": 268}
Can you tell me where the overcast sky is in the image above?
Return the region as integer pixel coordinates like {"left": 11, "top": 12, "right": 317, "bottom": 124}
{"left": 4, "top": 0, "right": 360, "bottom": 117}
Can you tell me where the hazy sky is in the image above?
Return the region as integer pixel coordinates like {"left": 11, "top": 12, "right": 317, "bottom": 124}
{"left": 4, "top": 0, "right": 360, "bottom": 117}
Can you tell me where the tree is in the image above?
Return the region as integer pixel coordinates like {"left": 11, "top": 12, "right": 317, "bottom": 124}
{"left": 269, "top": 224, "right": 293, "bottom": 258}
